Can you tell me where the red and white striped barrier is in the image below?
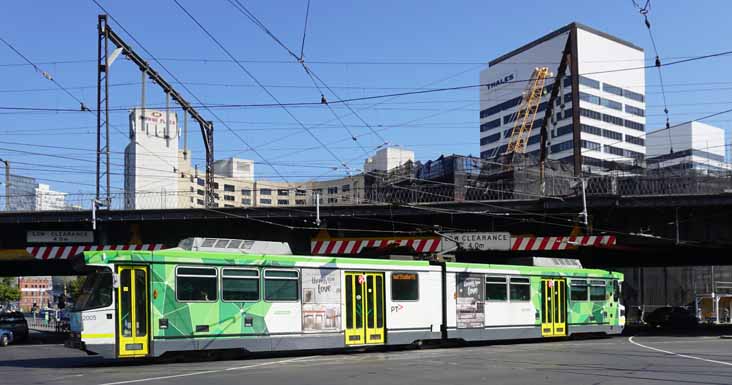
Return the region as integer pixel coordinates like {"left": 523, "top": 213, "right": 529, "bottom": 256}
{"left": 311, "top": 238, "right": 440, "bottom": 256}
{"left": 510, "top": 235, "right": 615, "bottom": 251}
{"left": 26, "top": 244, "right": 165, "bottom": 260}
{"left": 311, "top": 235, "right": 616, "bottom": 255}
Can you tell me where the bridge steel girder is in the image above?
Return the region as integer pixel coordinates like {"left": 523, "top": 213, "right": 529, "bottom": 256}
{"left": 1, "top": 194, "right": 732, "bottom": 276}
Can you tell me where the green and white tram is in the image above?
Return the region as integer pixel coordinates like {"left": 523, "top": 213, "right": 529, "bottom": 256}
{"left": 67, "top": 238, "right": 624, "bottom": 359}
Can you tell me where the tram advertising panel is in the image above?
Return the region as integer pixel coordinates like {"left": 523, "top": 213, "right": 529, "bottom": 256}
{"left": 302, "top": 268, "right": 341, "bottom": 332}
{"left": 456, "top": 273, "right": 484, "bottom": 328}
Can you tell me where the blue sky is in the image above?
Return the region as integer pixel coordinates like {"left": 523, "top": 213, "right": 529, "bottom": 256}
{"left": 2, "top": 0, "right": 731, "bottom": 198}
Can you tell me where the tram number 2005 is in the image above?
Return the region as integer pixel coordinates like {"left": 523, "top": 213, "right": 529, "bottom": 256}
{"left": 81, "top": 315, "right": 97, "bottom": 321}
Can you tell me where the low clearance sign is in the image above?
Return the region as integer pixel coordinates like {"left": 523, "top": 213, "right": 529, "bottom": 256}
{"left": 451, "top": 232, "right": 511, "bottom": 251}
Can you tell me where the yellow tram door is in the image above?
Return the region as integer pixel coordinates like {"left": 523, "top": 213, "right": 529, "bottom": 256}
{"left": 541, "top": 278, "right": 567, "bottom": 337}
{"left": 364, "top": 273, "right": 385, "bottom": 344}
{"left": 344, "top": 272, "right": 385, "bottom": 345}
{"left": 117, "top": 266, "right": 149, "bottom": 357}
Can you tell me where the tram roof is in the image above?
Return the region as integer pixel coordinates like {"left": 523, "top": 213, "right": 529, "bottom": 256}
{"left": 446, "top": 262, "right": 623, "bottom": 279}
{"left": 79, "top": 248, "right": 435, "bottom": 269}
{"left": 77, "top": 250, "right": 621, "bottom": 278}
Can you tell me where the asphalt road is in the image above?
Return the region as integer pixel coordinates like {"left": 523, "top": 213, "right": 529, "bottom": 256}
{"left": 2, "top": 335, "right": 732, "bottom": 385}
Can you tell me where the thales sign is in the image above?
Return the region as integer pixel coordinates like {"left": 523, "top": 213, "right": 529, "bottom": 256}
{"left": 484, "top": 73, "right": 515, "bottom": 91}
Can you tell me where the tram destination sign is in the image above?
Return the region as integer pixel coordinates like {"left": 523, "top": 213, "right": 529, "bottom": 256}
{"left": 449, "top": 232, "right": 511, "bottom": 251}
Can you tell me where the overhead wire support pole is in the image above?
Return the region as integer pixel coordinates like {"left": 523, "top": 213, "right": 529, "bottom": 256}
{"left": 580, "top": 177, "right": 588, "bottom": 229}
{"left": 96, "top": 14, "right": 215, "bottom": 207}
{"left": 140, "top": 70, "right": 145, "bottom": 136}
{"left": 183, "top": 110, "right": 188, "bottom": 160}
{"left": 568, "top": 26, "right": 582, "bottom": 177}
{"left": 96, "top": 15, "right": 111, "bottom": 206}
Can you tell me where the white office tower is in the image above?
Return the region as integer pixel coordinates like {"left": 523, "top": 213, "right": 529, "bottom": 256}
{"left": 479, "top": 23, "right": 646, "bottom": 173}
{"left": 213, "top": 158, "right": 254, "bottom": 181}
{"left": 124, "top": 108, "right": 180, "bottom": 209}
{"left": 364, "top": 147, "right": 415, "bottom": 173}
{"left": 34, "top": 184, "right": 67, "bottom": 211}
{"left": 646, "top": 121, "right": 732, "bottom": 173}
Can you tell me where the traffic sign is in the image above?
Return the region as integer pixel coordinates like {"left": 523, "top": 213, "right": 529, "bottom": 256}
{"left": 27, "top": 230, "right": 93, "bottom": 243}
{"left": 448, "top": 232, "right": 511, "bottom": 251}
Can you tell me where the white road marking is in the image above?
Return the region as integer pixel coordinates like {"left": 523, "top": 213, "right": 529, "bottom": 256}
{"left": 628, "top": 336, "right": 732, "bottom": 367}
{"left": 56, "top": 374, "right": 85, "bottom": 379}
{"left": 96, "top": 356, "right": 313, "bottom": 385}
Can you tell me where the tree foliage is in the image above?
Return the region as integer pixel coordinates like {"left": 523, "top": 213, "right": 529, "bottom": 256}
{"left": 0, "top": 277, "right": 20, "bottom": 304}
{"left": 68, "top": 276, "right": 86, "bottom": 301}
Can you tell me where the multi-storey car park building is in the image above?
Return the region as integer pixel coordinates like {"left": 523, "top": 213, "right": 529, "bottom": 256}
{"left": 479, "top": 22, "right": 647, "bottom": 173}
{"left": 124, "top": 108, "right": 394, "bottom": 210}
{"left": 175, "top": 153, "right": 366, "bottom": 209}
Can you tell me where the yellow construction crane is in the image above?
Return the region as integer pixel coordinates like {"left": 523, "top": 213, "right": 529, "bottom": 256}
{"left": 504, "top": 67, "right": 551, "bottom": 158}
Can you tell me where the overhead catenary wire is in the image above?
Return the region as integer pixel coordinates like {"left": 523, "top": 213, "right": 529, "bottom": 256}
{"left": 171, "top": 0, "right": 352, "bottom": 173}
{"left": 4, "top": 44, "right": 732, "bottom": 114}
{"left": 8, "top": 78, "right": 732, "bottom": 95}
{"left": 0, "top": 53, "right": 721, "bottom": 68}
{"left": 632, "top": 0, "right": 673, "bottom": 153}
{"left": 0, "top": 36, "right": 90, "bottom": 112}
{"left": 0, "top": 32, "right": 181, "bottom": 179}
{"left": 360, "top": 177, "right": 713, "bottom": 246}
{"left": 578, "top": 105, "right": 732, "bottom": 159}
{"left": 7, "top": 118, "right": 732, "bottom": 137}
{"left": 6, "top": 137, "right": 729, "bottom": 183}
{"left": 0, "top": 181, "right": 721, "bottom": 245}
{"left": 3, "top": 142, "right": 729, "bottom": 241}
{"left": 4, "top": 9, "right": 728, "bottom": 218}
{"left": 91, "top": 0, "right": 294, "bottom": 184}
{"left": 226, "top": 0, "right": 389, "bottom": 151}
{"left": 298, "top": 0, "right": 311, "bottom": 61}
{"left": 7, "top": 25, "right": 732, "bottom": 194}
{"left": 397, "top": 200, "right": 708, "bottom": 246}
{"left": 204, "top": 65, "right": 483, "bottom": 173}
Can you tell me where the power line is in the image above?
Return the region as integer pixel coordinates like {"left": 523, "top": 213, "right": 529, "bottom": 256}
{"left": 5, "top": 45, "right": 732, "bottom": 114}
{"left": 1, "top": 32, "right": 181, "bottom": 182}
{"left": 298, "top": 0, "right": 311, "bottom": 61}
{"left": 0, "top": 36, "right": 90, "bottom": 112}
{"left": 366, "top": 178, "right": 712, "bottom": 245}
{"left": 578, "top": 105, "right": 732, "bottom": 159}
{"left": 7, "top": 78, "right": 732, "bottom": 95}
{"left": 137, "top": 66, "right": 483, "bottom": 175}
{"left": 0, "top": 54, "right": 718, "bottom": 68}
{"left": 91, "top": 0, "right": 294, "bottom": 184}
{"left": 632, "top": 0, "right": 673, "bottom": 152}
{"left": 172, "top": 0, "right": 352, "bottom": 173}
{"left": 226, "top": 0, "right": 388, "bottom": 154}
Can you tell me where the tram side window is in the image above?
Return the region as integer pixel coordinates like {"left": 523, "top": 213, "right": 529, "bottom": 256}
{"left": 264, "top": 270, "right": 299, "bottom": 301}
{"left": 176, "top": 267, "right": 218, "bottom": 302}
{"left": 570, "top": 280, "right": 589, "bottom": 301}
{"left": 222, "top": 268, "right": 260, "bottom": 301}
{"left": 590, "top": 280, "right": 606, "bottom": 301}
{"left": 391, "top": 272, "right": 419, "bottom": 301}
{"left": 485, "top": 276, "right": 507, "bottom": 301}
{"left": 509, "top": 277, "right": 531, "bottom": 301}
{"left": 613, "top": 280, "right": 620, "bottom": 302}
